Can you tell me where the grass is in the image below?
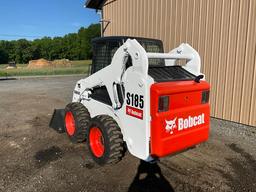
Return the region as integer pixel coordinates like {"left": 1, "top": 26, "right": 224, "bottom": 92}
{"left": 0, "top": 60, "right": 91, "bottom": 77}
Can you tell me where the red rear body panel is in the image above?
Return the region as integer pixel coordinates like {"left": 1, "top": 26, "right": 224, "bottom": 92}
{"left": 150, "top": 80, "right": 210, "bottom": 157}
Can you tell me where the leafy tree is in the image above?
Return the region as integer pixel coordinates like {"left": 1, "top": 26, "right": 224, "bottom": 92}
{"left": 79, "top": 24, "right": 101, "bottom": 59}
{"left": 0, "top": 23, "right": 100, "bottom": 64}
{"left": 0, "top": 48, "right": 8, "bottom": 64}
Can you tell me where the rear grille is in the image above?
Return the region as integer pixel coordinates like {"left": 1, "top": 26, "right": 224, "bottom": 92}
{"left": 148, "top": 66, "right": 196, "bottom": 82}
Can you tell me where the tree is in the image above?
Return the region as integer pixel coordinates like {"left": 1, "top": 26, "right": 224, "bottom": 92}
{"left": 0, "top": 48, "right": 8, "bottom": 64}
{"left": 0, "top": 23, "right": 101, "bottom": 64}
{"left": 14, "top": 39, "right": 32, "bottom": 63}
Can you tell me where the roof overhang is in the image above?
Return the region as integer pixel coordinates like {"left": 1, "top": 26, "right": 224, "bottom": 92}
{"left": 85, "top": 0, "right": 105, "bottom": 10}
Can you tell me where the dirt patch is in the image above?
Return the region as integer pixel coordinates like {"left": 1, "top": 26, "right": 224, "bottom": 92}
{"left": 223, "top": 144, "right": 256, "bottom": 191}
{"left": 29, "top": 115, "right": 50, "bottom": 128}
{"left": 34, "top": 146, "right": 63, "bottom": 168}
{"left": 27, "top": 59, "right": 51, "bottom": 68}
{"left": 82, "top": 162, "right": 95, "bottom": 169}
{"left": 27, "top": 58, "right": 72, "bottom": 69}
{"left": 52, "top": 59, "right": 71, "bottom": 67}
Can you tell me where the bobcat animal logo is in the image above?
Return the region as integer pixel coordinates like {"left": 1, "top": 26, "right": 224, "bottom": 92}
{"left": 165, "top": 117, "right": 177, "bottom": 134}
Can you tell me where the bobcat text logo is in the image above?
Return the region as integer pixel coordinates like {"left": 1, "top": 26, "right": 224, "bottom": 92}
{"left": 165, "top": 113, "right": 205, "bottom": 134}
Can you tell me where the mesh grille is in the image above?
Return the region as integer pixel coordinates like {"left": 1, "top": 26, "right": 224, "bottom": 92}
{"left": 137, "top": 39, "right": 165, "bottom": 66}
{"left": 92, "top": 41, "right": 119, "bottom": 73}
{"left": 148, "top": 66, "right": 196, "bottom": 82}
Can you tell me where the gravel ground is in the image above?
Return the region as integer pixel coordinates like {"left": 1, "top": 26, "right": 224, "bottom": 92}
{"left": 0, "top": 76, "right": 255, "bottom": 192}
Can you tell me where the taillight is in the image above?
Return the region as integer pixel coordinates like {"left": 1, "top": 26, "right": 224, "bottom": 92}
{"left": 158, "top": 96, "right": 169, "bottom": 112}
{"left": 202, "top": 90, "right": 210, "bottom": 104}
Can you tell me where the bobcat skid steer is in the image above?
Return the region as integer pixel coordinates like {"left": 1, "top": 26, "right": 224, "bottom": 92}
{"left": 50, "top": 36, "right": 210, "bottom": 165}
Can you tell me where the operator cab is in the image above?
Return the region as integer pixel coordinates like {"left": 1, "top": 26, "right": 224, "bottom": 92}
{"left": 91, "top": 36, "right": 165, "bottom": 74}
{"left": 91, "top": 36, "right": 196, "bottom": 83}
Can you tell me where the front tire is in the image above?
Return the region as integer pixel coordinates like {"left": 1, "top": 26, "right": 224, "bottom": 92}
{"left": 64, "top": 102, "right": 90, "bottom": 143}
{"left": 87, "top": 115, "right": 125, "bottom": 165}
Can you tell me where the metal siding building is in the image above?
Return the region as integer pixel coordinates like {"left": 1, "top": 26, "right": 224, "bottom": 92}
{"left": 88, "top": 0, "right": 256, "bottom": 126}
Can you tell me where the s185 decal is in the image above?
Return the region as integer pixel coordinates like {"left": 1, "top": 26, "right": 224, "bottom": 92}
{"left": 126, "top": 92, "right": 144, "bottom": 109}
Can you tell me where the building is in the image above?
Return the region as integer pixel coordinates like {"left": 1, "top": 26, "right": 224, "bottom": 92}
{"left": 86, "top": 0, "right": 256, "bottom": 127}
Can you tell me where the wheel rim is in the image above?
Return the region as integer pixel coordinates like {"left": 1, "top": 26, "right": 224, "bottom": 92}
{"left": 65, "top": 111, "right": 75, "bottom": 136}
{"left": 89, "top": 127, "right": 105, "bottom": 157}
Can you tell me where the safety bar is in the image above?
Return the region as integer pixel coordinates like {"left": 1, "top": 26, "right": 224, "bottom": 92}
{"left": 146, "top": 53, "right": 194, "bottom": 60}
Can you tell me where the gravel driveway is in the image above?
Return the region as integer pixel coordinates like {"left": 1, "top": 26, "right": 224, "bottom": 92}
{"left": 0, "top": 76, "right": 255, "bottom": 192}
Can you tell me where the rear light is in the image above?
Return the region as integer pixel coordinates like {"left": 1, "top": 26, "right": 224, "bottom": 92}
{"left": 158, "top": 96, "right": 169, "bottom": 112}
{"left": 202, "top": 90, "right": 210, "bottom": 104}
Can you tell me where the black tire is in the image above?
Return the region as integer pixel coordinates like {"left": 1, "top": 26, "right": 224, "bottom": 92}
{"left": 87, "top": 115, "right": 125, "bottom": 165}
{"left": 64, "top": 102, "right": 90, "bottom": 143}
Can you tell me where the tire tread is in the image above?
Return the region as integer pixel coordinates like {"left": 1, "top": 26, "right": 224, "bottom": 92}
{"left": 89, "top": 115, "right": 124, "bottom": 165}
{"left": 65, "top": 102, "right": 90, "bottom": 143}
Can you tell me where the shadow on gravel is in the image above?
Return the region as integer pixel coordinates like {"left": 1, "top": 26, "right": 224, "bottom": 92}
{"left": 128, "top": 160, "right": 174, "bottom": 192}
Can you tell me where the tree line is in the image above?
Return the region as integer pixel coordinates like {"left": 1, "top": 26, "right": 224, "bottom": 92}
{"left": 0, "top": 24, "right": 100, "bottom": 64}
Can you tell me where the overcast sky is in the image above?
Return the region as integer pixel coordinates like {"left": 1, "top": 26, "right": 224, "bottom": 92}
{"left": 0, "top": 0, "right": 100, "bottom": 40}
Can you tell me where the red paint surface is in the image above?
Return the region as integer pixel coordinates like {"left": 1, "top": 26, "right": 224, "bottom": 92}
{"left": 150, "top": 80, "right": 210, "bottom": 157}
{"left": 65, "top": 111, "right": 75, "bottom": 136}
{"left": 89, "top": 127, "right": 105, "bottom": 157}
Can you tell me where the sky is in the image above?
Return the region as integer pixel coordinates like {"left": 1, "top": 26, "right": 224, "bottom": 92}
{"left": 0, "top": 0, "right": 100, "bottom": 41}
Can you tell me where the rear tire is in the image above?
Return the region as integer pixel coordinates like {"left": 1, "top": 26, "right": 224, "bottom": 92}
{"left": 64, "top": 102, "right": 90, "bottom": 143}
{"left": 87, "top": 115, "right": 125, "bottom": 165}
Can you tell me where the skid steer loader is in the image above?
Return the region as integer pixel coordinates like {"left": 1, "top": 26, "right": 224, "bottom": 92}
{"left": 50, "top": 36, "right": 210, "bottom": 165}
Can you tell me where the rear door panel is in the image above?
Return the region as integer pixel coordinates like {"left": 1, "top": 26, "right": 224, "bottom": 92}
{"left": 150, "top": 80, "right": 210, "bottom": 157}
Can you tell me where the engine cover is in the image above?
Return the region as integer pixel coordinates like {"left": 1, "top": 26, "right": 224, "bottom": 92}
{"left": 150, "top": 80, "right": 210, "bottom": 157}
